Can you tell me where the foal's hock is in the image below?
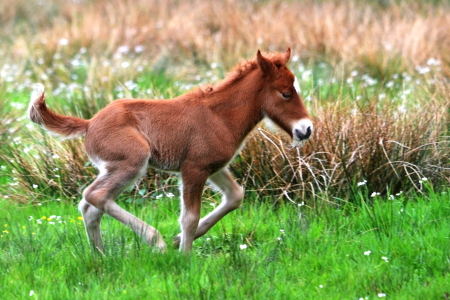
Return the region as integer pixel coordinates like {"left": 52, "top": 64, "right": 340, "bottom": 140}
{"left": 28, "top": 48, "right": 313, "bottom": 253}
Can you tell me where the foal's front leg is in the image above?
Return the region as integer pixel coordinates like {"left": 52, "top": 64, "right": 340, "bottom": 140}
{"left": 174, "top": 168, "right": 244, "bottom": 248}
{"left": 178, "top": 167, "right": 209, "bottom": 253}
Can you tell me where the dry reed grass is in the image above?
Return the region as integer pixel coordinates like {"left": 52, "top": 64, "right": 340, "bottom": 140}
{"left": 2, "top": 0, "right": 450, "bottom": 71}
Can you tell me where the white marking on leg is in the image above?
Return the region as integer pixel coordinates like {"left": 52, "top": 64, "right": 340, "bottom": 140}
{"left": 174, "top": 169, "right": 244, "bottom": 246}
{"left": 78, "top": 198, "right": 104, "bottom": 252}
{"left": 178, "top": 202, "right": 200, "bottom": 252}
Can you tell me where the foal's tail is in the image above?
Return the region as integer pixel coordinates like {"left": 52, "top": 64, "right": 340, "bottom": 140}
{"left": 28, "top": 83, "right": 89, "bottom": 139}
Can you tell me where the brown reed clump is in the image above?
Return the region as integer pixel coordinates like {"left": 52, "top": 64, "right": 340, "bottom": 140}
{"left": 2, "top": 0, "right": 450, "bottom": 72}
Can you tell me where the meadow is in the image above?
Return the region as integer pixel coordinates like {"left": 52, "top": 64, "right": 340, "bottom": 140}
{"left": 1, "top": 0, "right": 450, "bottom": 299}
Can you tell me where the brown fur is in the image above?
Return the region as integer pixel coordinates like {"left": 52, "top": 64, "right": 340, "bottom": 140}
{"left": 28, "top": 49, "right": 312, "bottom": 253}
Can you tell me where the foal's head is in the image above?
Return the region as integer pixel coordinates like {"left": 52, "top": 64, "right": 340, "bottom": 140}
{"left": 257, "top": 48, "right": 313, "bottom": 147}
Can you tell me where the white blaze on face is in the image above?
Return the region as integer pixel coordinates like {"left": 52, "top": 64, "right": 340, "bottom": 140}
{"left": 294, "top": 76, "right": 301, "bottom": 94}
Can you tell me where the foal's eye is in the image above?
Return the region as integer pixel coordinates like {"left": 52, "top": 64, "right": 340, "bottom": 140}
{"left": 275, "top": 63, "right": 282, "bottom": 68}
{"left": 281, "top": 91, "right": 292, "bottom": 99}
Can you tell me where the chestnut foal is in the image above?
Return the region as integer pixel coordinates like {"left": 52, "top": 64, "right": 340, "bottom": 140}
{"left": 28, "top": 48, "right": 313, "bottom": 253}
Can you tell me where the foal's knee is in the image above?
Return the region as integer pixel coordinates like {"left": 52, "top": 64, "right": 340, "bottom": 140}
{"left": 78, "top": 198, "right": 90, "bottom": 214}
{"left": 83, "top": 188, "right": 108, "bottom": 211}
{"left": 227, "top": 185, "right": 244, "bottom": 210}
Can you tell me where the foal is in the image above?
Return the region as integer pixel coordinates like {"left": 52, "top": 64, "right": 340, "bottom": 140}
{"left": 28, "top": 48, "right": 313, "bottom": 253}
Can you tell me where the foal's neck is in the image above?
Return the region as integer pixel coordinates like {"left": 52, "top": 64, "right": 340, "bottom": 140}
{"left": 207, "top": 72, "right": 264, "bottom": 144}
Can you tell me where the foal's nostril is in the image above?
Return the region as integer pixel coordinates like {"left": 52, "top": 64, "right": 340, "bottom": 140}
{"left": 294, "top": 129, "right": 301, "bottom": 140}
{"left": 305, "top": 126, "right": 312, "bottom": 139}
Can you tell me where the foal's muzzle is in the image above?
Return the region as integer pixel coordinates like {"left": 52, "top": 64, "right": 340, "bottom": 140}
{"left": 292, "top": 119, "right": 313, "bottom": 143}
{"left": 294, "top": 126, "right": 312, "bottom": 141}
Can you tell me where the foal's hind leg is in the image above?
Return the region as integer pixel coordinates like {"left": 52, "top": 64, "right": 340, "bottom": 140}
{"left": 79, "top": 199, "right": 104, "bottom": 252}
{"left": 82, "top": 160, "right": 166, "bottom": 251}
{"left": 174, "top": 168, "right": 244, "bottom": 247}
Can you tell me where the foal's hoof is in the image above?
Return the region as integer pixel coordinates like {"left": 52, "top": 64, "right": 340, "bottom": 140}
{"left": 173, "top": 235, "right": 181, "bottom": 248}
{"left": 149, "top": 234, "right": 166, "bottom": 253}
{"left": 154, "top": 243, "right": 167, "bottom": 253}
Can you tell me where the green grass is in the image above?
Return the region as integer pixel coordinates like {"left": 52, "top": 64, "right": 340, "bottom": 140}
{"left": 1, "top": 188, "right": 449, "bottom": 299}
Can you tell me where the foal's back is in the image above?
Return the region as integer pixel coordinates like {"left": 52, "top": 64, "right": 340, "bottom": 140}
{"left": 85, "top": 96, "right": 238, "bottom": 173}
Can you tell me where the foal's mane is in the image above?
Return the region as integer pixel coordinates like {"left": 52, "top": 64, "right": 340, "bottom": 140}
{"left": 195, "top": 51, "right": 286, "bottom": 96}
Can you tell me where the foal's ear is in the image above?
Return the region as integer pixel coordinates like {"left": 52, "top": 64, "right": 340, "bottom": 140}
{"left": 284, "top": 47, "right": 291, "bottom": 63}
{"left": 257, "top": 50, "right": 273, "bottom": 74}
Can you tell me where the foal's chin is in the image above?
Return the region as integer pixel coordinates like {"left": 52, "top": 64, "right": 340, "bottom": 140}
{"left": 291, "top": 139, "right": 307, "bottom": 148}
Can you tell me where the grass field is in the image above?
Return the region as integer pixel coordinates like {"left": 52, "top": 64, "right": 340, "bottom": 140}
{"left": 1, "top": 188, "right": 450, "bottom": 299}
{"left": 1, "top": 0, "right": 450, "bottom": 299}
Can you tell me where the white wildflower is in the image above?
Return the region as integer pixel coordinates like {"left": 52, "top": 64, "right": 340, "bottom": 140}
{"left": 239, "top": 244, "right": 247, "bottom": 250}
{"left": 427, "top": 58, "right": 440, "bottom": 66}
{"left": 357, "top": 180, "right": 367, "bottom": 186}
{"left": 117, "top": 45, "right": 129, "bottom": 54}
{"left": 134, "top": 45, "right": 145, "bottom": 53}
{"left": 415, "top": 66, "right": 430, "bottom": 74}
